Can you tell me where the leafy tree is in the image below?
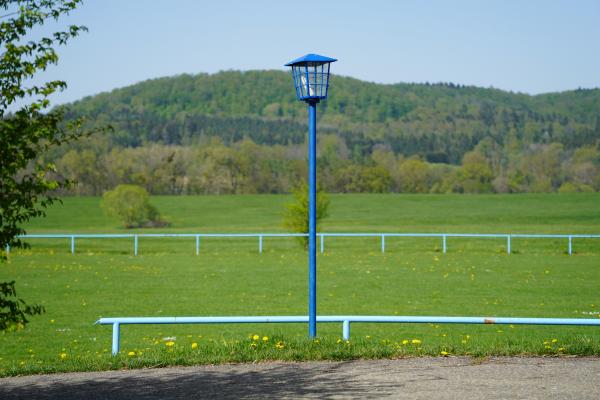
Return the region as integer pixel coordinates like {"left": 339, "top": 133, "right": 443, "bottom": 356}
{"left": 457, "top": 152, "right": 494, "bottom": 193}
{"left": 1, "top": 0, "right": 90, "bottom": 330}
{"left": 0, "top": 281, "right": 44, "bottom": 331}
{"left": 283, "top": 182, "right": 330, "bottom": 248}
{"left": 101, "top": 184, "right": 166, "bottom": 228}
{"left": 398, "top": 158, "right": 431, "bottom": 193}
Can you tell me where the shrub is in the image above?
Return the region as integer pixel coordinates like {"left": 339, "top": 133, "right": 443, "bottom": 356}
{"left": 101, "top": 185, "right": 167, "bottom": 228}
{"left": 283, "top": 182, "right": 330, "bottom": 248}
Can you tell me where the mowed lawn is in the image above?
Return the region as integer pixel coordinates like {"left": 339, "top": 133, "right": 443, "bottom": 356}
{"left": 1, "top": 193, "right": 599, "bottom": 376}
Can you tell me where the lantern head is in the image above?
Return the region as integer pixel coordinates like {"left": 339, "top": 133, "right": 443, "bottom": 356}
{"left": 285, "top": 53, "right": 337, "bottom": 102}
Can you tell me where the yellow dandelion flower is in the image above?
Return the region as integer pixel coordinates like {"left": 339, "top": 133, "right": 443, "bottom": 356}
{"left": 249, "top": 343, "right": 257, "bottom": 349}
{"left": 336, "top": 339, "right": 343, "bottom": 344}
{"left": 313, "top": 339, "right": 320, "bottom": 344}
{"left": 551, "top": 338, "right": 558, "bottom": 343}
{"left": 411, "top": 339, "right": 422, "bottom": 345}
{"left": 262, "top": 336, "right": 269, "bottom": 342}
{"left": 252, "top": 334, "right": 260, "bottom": 341}
{"left": 60, "top": 353, "right": 67, "bottom": 360}
{"left": 440, "top": 351, "right": 449, "bottom": 356}
{"left": 127, "top": 351, "right": 135, "bottom": 357}
{"left": 558, "top": 347, "right": 565, "bottom": 352}
{"left": 191, "top": 342, "right": 198, "bottom": 350}
{"left": 275, "top": 341, "right": 285, "bottom": 349}
{"left": 165, "top": 341, "right": 175, "bottom": 347}
{"left": 402, "top": 340, "right": 409, "bottom": 345}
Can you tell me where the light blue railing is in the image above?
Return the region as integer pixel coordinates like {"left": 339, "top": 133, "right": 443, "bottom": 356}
{"left": 96, "top": 315, "right": 600, "bottom": 355}
{"left": 8, "top": 232, "right": 599, "bottom": 256}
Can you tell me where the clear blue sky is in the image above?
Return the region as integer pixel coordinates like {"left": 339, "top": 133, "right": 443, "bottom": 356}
{"left": 24, "top": 0, "right": 600, "bottom": 105}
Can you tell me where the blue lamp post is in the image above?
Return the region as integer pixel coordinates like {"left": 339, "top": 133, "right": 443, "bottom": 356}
{"left": 285, "top": 53, "right": 337, "bottom": 338}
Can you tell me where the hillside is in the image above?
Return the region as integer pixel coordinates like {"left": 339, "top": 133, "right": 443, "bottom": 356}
{"left": 50, "top": 70, "right": 600, "bottom": 195}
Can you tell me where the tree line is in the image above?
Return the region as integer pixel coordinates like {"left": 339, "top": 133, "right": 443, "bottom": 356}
{"left": 52, "top": 135, "right": 599, "bottom": 195}
{"left": 44, "top": 70, "right": 600, "bottom": 195}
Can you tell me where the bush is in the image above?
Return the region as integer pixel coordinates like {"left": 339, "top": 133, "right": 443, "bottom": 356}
{"left": 558, "top": 182, "right": 578, "bottom": 193}
{"left": 283, "top": 182, "right": 330, "bottom": 248}
{"left": 101, "top": 185, "right": 167, "bottom": 228}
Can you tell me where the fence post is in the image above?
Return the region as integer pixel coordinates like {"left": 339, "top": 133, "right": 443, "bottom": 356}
{"left": 568, "top": 236, "right": 572, "bottom": 255}
{"left": 342, "top": 320, "right": 350, "bottom": 340}
{"left": 320, "top": 234, "right": 324, "bottom": 254}
{"left": 381, "top": 235, "right": 385, "bottom": 253}
{"left": 71, "top": 236, "right": 75, "bottom": 255}
{"left": 442, "top": 235, "right": 447, "bottom": 254}
{"left": 111, "top": 322, "right": 120, "bottom": 355}
{"left": 507, "top": 235, "right": 511, "bottom": 254}
{"left": 196, "top": 235, "right": 200, "bottom": 256}
{"left": 259, "top": 235, "right": 263, "bottom": 254}
{"left": 134, "top": 235, "right": 138, "bottom": 256}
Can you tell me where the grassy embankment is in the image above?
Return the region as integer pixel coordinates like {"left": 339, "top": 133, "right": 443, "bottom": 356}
{"left": 1, "top": 193, "right": 599, "bottom": 376}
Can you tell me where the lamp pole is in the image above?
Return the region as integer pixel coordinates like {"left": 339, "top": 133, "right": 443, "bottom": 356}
{"left": 285, "top": 53, "right": 336, "bottom": 338}
{"left": 307, "top": 99, "right": 318, "bottom": 337}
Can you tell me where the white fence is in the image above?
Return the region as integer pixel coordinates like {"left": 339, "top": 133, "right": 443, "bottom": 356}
{"left": 7, "top": 232, "right": 600, "bottom": 256}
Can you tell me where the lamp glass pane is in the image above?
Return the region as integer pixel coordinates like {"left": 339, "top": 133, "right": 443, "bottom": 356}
{"left": 319, "top": 64, "right": 327, "bottom": 97}
{"left": 300, "top": 73, "right": 307, "bottom": 98}
{"left": 293, "top": 65, "right": 305, "bottom": 98}
{"left": 303, "top": 65, "right": 309, "bottom": 98}
{"left": 324, "top": 63, "right": 330, "bottom": 97}
{"left": 292, "top": 65, "right": 300, "bottom": 98}
{"left": 308, "top": 63, "right": 317, "bottom": 96}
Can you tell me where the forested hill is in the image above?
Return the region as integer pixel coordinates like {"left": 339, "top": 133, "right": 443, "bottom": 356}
{"left": 54, "top": 70, "right": 600, "bottom": 195}
{"left": 67, "top": 70, "right": 600, "bottom": 159}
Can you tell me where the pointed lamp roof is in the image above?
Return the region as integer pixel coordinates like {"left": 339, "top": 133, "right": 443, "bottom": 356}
{"left": 285, "top": 53, "right": 337, "bottom": 66}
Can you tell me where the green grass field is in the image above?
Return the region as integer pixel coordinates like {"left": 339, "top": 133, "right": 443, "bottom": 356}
{"left": 1, "top": 193, "right": 599, "bottom": 376}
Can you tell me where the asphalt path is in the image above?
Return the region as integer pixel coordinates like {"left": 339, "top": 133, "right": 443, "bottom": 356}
{"left": 2, "top": 357, "right": 600, "bottom": 399}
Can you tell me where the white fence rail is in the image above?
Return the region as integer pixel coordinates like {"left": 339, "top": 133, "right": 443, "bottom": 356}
{"left": 97, "top": 315, "right": 600, "bottom": 355}
{"left": 6, "top": 232, "right": 600, "bottom": 256}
